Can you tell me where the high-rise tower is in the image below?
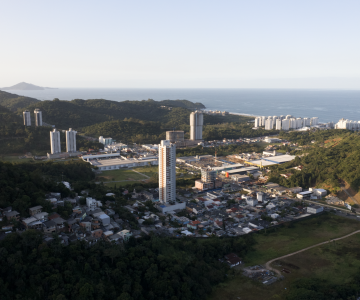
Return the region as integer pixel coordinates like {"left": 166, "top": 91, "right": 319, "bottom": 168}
{"left": 66, "top": 128, "right": 77, "bottom": 152}
{"left": 190, "top": 111, "right": 203, "bottom": 140}
{"left": 158, "top": 140, "right": 176, "bottom": 204}
{"left": 34, "top": 109, "right": 42, "bottom": 126}
{"left": 23, "top": 111, "right": 31, "bottom": 126}
{"left": 50, "top": 129, "right": 61, "bottom": 154}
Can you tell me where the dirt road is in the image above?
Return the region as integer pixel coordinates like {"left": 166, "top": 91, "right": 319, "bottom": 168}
{"left": 265, "top": 229, "right": 360, "bottom": 276}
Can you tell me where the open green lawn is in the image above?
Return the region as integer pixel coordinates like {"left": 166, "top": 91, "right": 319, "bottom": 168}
{"left": 209, "top": 214, "right": 360, "bottom": 300}
{"left": 132, "top": 165, "right": 158, "bottom": 178}
{"left": 246, "top": 214, "right": 360, "bottom": 265}
{"left": 99, "top": 168, "right": 148, "bottom": 182}
{"left": 99, "top": 166, "right": 159, "bottom": 187}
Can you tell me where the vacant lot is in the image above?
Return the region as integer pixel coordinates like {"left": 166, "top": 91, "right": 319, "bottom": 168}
{"left": 246, "top": 213, "right": 360, "bottom": 265}
{"left": 209, "top": 214, "right": 360, "bottom": 300}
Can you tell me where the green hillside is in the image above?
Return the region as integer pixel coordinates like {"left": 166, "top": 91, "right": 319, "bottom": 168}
{"left": 20, "top": 98, "right": 206, "bottom": 129}
{"left": 0, "top": 90, "right": 40, "bottom": 111}
{"left": 268, "top": 130, "right": 360, "bottom": 192}
{"left": 0, "top": 105, "right": 22, "bottom": 126}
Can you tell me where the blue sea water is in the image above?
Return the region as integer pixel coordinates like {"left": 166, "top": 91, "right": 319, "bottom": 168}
{"left": 4, "top": 88, "right": 360, "bottom": 123}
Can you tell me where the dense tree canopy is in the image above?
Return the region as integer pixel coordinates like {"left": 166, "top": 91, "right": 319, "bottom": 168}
{"left": 269, "top": 130, "right": 360, "bottom": 192}
{"left": 0, "top": 231, "right": 255, "bottom": 300}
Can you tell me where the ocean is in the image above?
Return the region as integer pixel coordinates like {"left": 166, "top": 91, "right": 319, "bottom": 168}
{"left": 5, "top": 88, "right": 360, "bottom": 123}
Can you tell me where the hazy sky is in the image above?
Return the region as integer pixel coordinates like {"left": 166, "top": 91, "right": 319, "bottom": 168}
{"left": 1, "top": 0, "right": 360, "bottom": 88}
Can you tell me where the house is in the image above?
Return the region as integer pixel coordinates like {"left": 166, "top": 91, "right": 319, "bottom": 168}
{"left": 287, "top": 187, "right": 302, "bottom": 194}
{"left": 29, "top": 206, "right": 43, "bottom": 216}
{"left": 307, "top": 206, "right": 324, "bottom": 214}
{"left": 43, "top": 220, "right": 57, "bottom": 233}
{"left": 297, "top": 191, "right": 312, "bottom": 200}
{"left": 310, "top": 188, "right": 327, "bottom": 197}
{"left": 67, "top": 218, "right": 78, "bottom": 231}
{"left": 246, "top": 198, "right": 258, "bottom": 207}
{"left": 242, "top": 227, "right": 252, "bottom": 234}
{"left": 33, "top": 212, "right": 48, "bottom": 222}
{"left": 97, "top": 214, "right": 110, "bottom": 226}
{"left": 91, "top": 218, "right": 101, "bottom": 230}
{"left": 52, "top": 217, "right": 66, "bottom": 232}
{"left": 280, "top": 173, "right": 293, "bottom": 179}
{"left": 270, "top": 213, "right": 279, "bottom": 219}
{"left": 103, "top": 231, "right": 114, "bottom": 240}
{"left": 186, "top": 202, "right": 203, "bottom": 214}
{"left": 108, "top": 232, "right": 123, "bottom": 243}
{"left": 80, "top": 221, "right": 92, "bottom": 232}
{"left": 249, "top": 219, "right": 270, "bottom": 229}
{"left": 22, "top": 217, "right": 42, "bottom": 229}
{"left": 142, "top": 191, "right": 154, "bottom": 200}
{"left": 48, "top": 212, "right": 61, "bottom": 220}
{"left": 225, "top": 253, "right": 242, "bottom": 267}
{"left": 119, "top": 230, "right": 132, "bottom": 241}
{"left": 3, "top": 210, "right": 20, "bottom": 221}
{"left": 187, "top": 220, "right": 201, "bottom": 230}
{"left": 91, "top": 229, "right": 103, "bottom": 238}
{"left": 86, "top": 197, "right": 98, "bottom": 210}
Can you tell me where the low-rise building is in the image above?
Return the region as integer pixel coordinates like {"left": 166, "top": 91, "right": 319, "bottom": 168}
{"left": 22, "top": 217, "right": 43, "bottom": 229}
{"left": 29, "top": 206, "right": 43, "bottom": 216}
{"left": 187, "top": 220, "right": 201, "bottom": 229}
{"left": 307, "top": 206, "right": 324, "bottom": 214}
{"left": 33, "top": 212, "right": 48, "bottom": 222}
{"left": 225, "top": 253, "right": 242, "bottom": 267}
{"left": 119, "top": 230, "right": 132, "bottom": 241}
{"left": 52, "top": 217, "right": 66, "bottom": 232}
{"left": 43, "top": 220, "right": 56, "bottom": 233}
{"left": 3, "top": 210, "right": 20, "bottom": 221}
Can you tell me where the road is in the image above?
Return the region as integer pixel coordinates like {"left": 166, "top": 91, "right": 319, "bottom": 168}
{"left": 289, "top": 197, "right": 357, "bottom": 215}
{"left": 265, "top": 229, "right": 360, "bottom": 276}
{"left": 340, "top": 185, "right": 359, "bottom": 205}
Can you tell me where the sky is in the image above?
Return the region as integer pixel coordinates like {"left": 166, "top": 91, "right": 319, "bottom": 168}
{"left": 1, "top": 0, "right": 360, "bottom": 89}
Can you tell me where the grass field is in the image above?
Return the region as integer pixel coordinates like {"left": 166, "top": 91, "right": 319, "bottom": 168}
{"left": 98, "top": 166, "right": 158, "bottom": 186}
{"left": 209, "top": 214, "right": 360, "bottom": 300}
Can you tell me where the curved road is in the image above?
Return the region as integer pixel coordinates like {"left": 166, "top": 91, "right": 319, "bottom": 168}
{"left": 265, "top": 229, "right": 360, "bottom": 276}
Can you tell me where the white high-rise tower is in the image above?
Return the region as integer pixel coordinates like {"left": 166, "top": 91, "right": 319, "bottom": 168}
{"left": 34, "top": 109, "right": 42, "bottom": 126}
{"left": 190, "top": 111, "right": 203, "bottom": 140}
{"left": 66, "top": 128, "right": 77, "bottom": 152}
{"left": 50, "top": 129, "right": 61, "bottom": 154}
{"left": 158, "top": 140, "right": 176, "bottom": 204}
{"left": 23, "top": 111, "right": 31, "bottom": 126}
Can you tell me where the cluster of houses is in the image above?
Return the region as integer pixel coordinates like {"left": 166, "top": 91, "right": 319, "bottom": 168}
{"left": 1, "top": 176, "right": 329, "bottom": 244}
{"left": 122, "top": 185, "right": 325, "bottom": 238}
{"left": 0, "top": 195, "right": 136, "bottom": 245}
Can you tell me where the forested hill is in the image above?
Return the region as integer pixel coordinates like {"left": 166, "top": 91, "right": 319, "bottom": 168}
{"left": 0, "top": 90, "right": 40, "bottom": 111}
{"left": 0, "top": 105, "right": 22, "bottom": 126}
{"left": 268, "top": 130, "right": 360, "bottom": 193}
{"left": 22, "top": 98, "right": 206, "bottom": 128}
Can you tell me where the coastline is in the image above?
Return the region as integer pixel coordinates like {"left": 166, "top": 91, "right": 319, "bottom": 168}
{"left": 229, "top": 112, "right": 258, "bottom": 118}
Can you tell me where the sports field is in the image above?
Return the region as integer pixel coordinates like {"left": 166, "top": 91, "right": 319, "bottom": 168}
{"left": 98, "top": 165, "right": 158, "bottom": 186}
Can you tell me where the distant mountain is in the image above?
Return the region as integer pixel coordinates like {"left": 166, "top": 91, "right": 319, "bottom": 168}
{"left": 1, "top": 82, "right": 57, "bottom": 90}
